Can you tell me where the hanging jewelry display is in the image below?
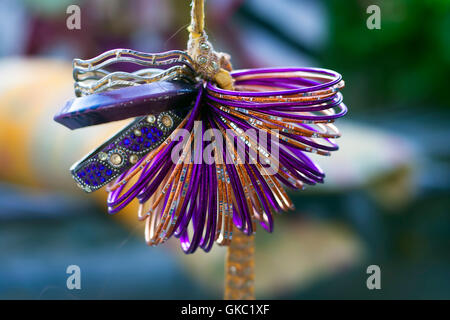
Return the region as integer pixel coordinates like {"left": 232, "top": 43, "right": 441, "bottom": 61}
{"left": 54, "top": 0, "right": 347, "bottom": 300}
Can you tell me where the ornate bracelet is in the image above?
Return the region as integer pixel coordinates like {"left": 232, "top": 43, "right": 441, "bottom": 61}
{"left": 71, "top": 108, "right": 187, "bottom": 193}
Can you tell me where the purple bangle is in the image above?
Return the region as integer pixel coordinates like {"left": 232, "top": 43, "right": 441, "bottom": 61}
{"left": 206, "top": 67, "right": 342, "bottom": 97}
{"left": 107, "top": 87, "right": 204, "bottom": 213}
{"left": 243, "top": 163, "right": 273, "bottom": 232}
{"left": 212, "top": 108, "right": 327, "bottom": 189}
{"left": 54, "top": 80, "right": 199, "bottom": 130}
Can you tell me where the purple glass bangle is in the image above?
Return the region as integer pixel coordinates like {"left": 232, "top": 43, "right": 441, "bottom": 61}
{"left": 202, "top": 162, "right": 218, "bottom": 251}
{"left": 243, "top": 163, "right": 273, "bottom": 232}
{"left": 211, "top": 104, "right": 337, "bottom": 157}
{"left": 205, "top": 90, "right": 342, "bottom": 110}
{"left": 179, "top": 167, "right": 208, "bottom": 253}
{"left": 212, "top": 107, "right": 328, "bottom": 189}
{"left": 206, "top": 67, "right": 342, "bottom": 97}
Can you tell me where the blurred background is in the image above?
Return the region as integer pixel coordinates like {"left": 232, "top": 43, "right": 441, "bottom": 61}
{"left": 0, "top": 0, "right": 449, "bottom": 299}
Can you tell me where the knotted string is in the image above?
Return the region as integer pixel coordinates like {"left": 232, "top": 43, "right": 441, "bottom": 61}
{"left": 188, "top": 0, "right": 234, "bottom": 90}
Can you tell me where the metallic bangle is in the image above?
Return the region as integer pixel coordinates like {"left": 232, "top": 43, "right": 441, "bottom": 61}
{"left": 75, "top": 67, "right": 164, "bottom": 83}
{"left": 73, "top": 49, "right": 197, "bottom": 97}
{"left": 73, "top": 49, "right": 195, "bottom": 75}
{"left": 74, "top": 65, "right": 196, "bottom": 97}
{"left": 70, "top": 109, "right": 187, "bottom": 193}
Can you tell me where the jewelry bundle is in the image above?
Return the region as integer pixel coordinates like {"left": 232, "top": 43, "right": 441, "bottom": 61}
{"left": 54, "top": 1, "right": 347, "bottom": 254}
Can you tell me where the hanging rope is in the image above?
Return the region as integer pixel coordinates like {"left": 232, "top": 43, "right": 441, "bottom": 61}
{"left": 188, "top": 0, "right": 205, "bottom": 38}
{"left": 224, "top": 226, "right": 255, "bottom": 300}
{"left": 187, "top": 0, "right": 234, "bottom": 90}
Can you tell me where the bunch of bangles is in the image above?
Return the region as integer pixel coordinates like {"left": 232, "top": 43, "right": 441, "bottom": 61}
{"left": 55, "top": 41, "right": 347, "bottom": 253}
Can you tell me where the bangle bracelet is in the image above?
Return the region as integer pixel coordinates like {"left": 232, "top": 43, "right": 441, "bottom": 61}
{"left": 207, "top": 67, "right": 342, "bottom": 97}
{"left": 54, "top": 80, "right": 200, "bottom": 130}
{"left": 74, "top": 65, "right": 196, "bottom": 97}
{"left": 73, "top": 49, "right": 194, "bottom": 74}
{"left": 56, "top": 45, "right": 348, "bottom": 253}
{"left": 73, "top": 49, "right": 196, "bottom": 97}
{"left": 70, "top": 108, "right": 186, "bottom": 193}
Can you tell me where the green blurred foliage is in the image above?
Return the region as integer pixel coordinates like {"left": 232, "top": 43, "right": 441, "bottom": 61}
{"left": 323, "top": 0, "right": 450, "bottom": 111}
{"left": 23, "top": 0, "right": 81, "bottom": 15}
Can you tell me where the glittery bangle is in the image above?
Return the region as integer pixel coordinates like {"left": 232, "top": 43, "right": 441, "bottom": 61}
{"left": 206, "top": 67, "right": 342, "bottom": 97}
